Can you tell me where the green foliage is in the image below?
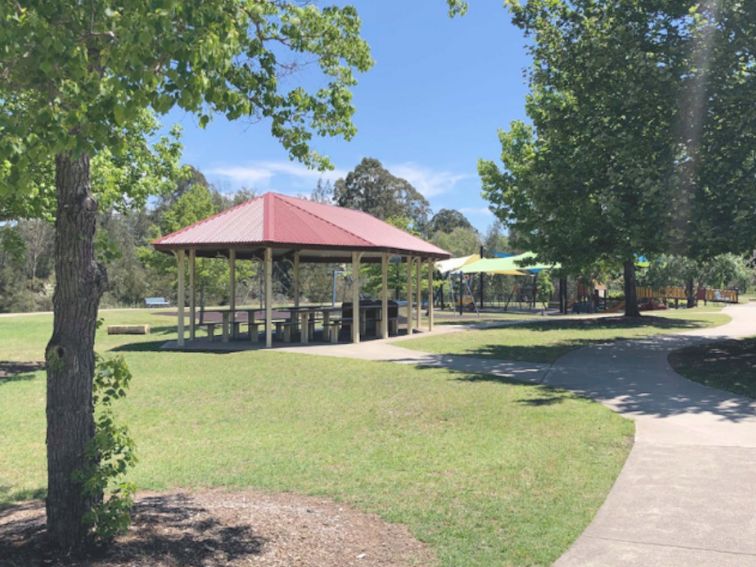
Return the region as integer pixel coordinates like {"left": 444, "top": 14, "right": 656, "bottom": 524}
{"left": 431, "top": 226, "right": 481, "bottom": 258}
{"left": 681, "top": 2, "right": 756, "bottom": 257}
{"left": 639, "top": 254, "right": 753, "bottom": 291}
{"left": 700, "top": 254, "right": 752, "bottom": 291}
{"left": 481, "top": 0, "right": 756, "bottom": 274}
{"left": 77, "top": 354, "right": 137, "bottom": 541}
{"left": 0, "top": 0, "right": 373, "bottom": 203}
{"left": 640, "top": 255, "right": 699, "bottom": 290}
{"left": 334, "top": 158, "right": 430, "bottom": 230}
{"left": 0, "top": 224, "right": 25, "bottom": 266}
{"left": 428, "top": 209, "right": 473, "bottom": 234}
{"left": 536, "top": 271, "right": 555, "bottom": 307}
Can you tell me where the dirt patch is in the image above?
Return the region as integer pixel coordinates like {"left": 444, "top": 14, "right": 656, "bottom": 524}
{"left": 0, "top": 490, "right": 435, "bottom": 567}
{"left": 0, "top": 361, "right": 44, "bottom": 379}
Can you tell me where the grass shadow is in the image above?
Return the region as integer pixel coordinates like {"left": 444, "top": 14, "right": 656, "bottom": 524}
{"left": 0, "top": 361, "right": 44, "bottom": 387}
{"left": 110, "top": 340, "right": 257, "bottom": 355}
{"left": 108, "top": 340, "right": 170, "bottom": 353}
{"left": 452, "top": 316, "right": 720, "bottom": 363}
{"left": 669, "top": 338, "right": 756, "bottom": 399}
{"left": 418, "top": 366, "right": 573, "bottom": 407}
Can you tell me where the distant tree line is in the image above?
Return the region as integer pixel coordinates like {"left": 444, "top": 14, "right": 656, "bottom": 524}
{"left": 0, "top": 156, "right": 513, "bottom": 313}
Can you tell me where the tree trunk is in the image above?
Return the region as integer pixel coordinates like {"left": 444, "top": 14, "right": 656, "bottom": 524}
{"left": 45, "top": 153, "right": 106, "bottom": 552}
{"left": 686, "top": 277, "right": 696, "bottom": 308}
{"left": 624, "top": 259, "right": 640, "bottom": 317}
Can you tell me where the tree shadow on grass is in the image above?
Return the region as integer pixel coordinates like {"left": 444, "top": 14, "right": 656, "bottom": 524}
{"left": 669, "top": 338, "right": 756, "bottom": 399}
{"left": 109, "top": 341, "right": 245, "bottom": 355}
{"left": 108, "top": 340, "right": 170, "bottom": 353}
{"left": 0, "top": 493, "right": 265, "bottom": 566}
{"left": 0, "top": 361, "right": 44, "bottom": 387}
{"left": 453, "top": 316, "right": 719, "bottom": 363}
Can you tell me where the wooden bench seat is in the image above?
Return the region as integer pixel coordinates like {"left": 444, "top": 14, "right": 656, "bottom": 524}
{"left": 198, "top": 322, "right": 219, "bottom": 339}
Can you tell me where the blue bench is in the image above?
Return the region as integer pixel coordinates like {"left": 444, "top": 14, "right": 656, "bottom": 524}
{"left": 144, "top": 297, "right": 170, "bottom": 307}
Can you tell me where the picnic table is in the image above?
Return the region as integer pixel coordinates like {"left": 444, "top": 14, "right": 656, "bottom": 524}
{"left": 201, "top": 303, "right": 392, "bottom": 345}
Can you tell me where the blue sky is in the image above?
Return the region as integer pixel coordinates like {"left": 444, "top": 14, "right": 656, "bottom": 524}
{"left": 164, "top": 1, "right": 531, "bottom": 233}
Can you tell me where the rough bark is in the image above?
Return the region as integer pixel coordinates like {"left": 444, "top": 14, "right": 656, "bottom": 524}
{"left": 624, "top": 259, "right": 641, "bottom": 317}
{"left": 45, "top": 153, "right": 106, "bottom": 551}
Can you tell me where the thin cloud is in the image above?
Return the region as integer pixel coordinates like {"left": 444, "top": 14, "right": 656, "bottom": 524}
{"left": 459, "top": 206, "right": 494, "bottom": 218}
{"left": 389, "top": 162, "right": 468, "bottom": 198}
{"left": 206, "top": 161, "right": 347, "bottom": 187}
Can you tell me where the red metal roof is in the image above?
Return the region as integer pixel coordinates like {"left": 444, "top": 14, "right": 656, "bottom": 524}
{"left": 152, "top": 192, "right": 450, "bottom": 259}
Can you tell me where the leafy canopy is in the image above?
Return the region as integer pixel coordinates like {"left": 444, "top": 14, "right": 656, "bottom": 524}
{"left": 480, "top": 0, "right": 697, "bottom": 275}
{"left": 429, "top": 208, "right": 474, "bottom": 234}
{"left": 334, "top": 157, "right": 431, "bottom": 229}
{"left": 481, "top": 0, "right": 755, "bottom": 274}
{"left": 0, "top": 1, "right": 373, "bottom": 204}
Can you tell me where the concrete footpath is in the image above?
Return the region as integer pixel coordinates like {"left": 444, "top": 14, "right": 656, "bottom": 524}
{"left": 282, "top": 303, "right": 756, "bottom": 566}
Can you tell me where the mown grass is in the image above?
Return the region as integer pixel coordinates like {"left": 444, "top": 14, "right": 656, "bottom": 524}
{"left": 401, "top": 309, "right": 731, "bottom": 363}
{"left": 0, "top": 309, "right": 633, "bottom": 566}
{"left": 669, "top": 337, "right": 756, "bottom": 399}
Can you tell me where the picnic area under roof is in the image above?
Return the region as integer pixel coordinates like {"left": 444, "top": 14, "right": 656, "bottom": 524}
{"left": 153, "top": 192, "right": 450, "bottom": 262}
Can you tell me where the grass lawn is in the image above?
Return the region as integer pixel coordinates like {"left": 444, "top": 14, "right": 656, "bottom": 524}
{"left": 0, "top": 309, "right": 633, "bottom": 566}
{"left": 401, "top": 309, "right": 731, "bottom": 363}
{"left": 669, "top": 337, "right": 756, "bottom": 399}
{"left": 432, "top": 309, "right": 543, "bottom": 326}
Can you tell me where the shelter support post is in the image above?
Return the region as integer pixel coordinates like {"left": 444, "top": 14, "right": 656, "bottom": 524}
{"left": 293, "top": 252, "right": 301, "bottom": 332}
{"left": 406, "top": 256, "right": 414, "bottom": 335}
{"left": 293, "top": 252, "right": 300, "bottom": 308}
{"left": 177, "top": 249, "right": 185, "bottom": 347}
{"left": 352, "top": 252, "right": 362, "bottom": 343}
{"left": 427, "top": 259, "right": 434, "bottom": 332}
{"left": 265, "top": 247, "right": 273, "bottom": 348}
{"left": 229, "top": 249, "right": 236, "bottom": 337}
{"left": 189, "top": 249, "right": 196, "bottom": 340}
{"left": 381, "top": 253, "right": 389, "bottom": 339}
{"left": 458, "top": 272, "right": 464, "bottom": 316}
{"left": 415, "top": 257, "right": 421, "bottom": 330}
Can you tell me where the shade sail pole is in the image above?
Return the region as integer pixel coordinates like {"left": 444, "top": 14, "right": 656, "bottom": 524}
{"left": 406, "top": 256, "right": 414, "bottom": 335}
{"left": 265, "top": 247, "right": 273, "bottom": 348}
{"left": 415, "top": 257, "right": 422, "bottom": 330}
{"left": 189, "top": 248, "right": 196, "bottom": 340}
{"left": 351, "top": 252, "right": 362, "bottom": 343}
{"left": 177, "top": 249, "right": 185, "bottom": 347}
{"left": 427, "top": 259, "right": 434, "bottom": 332}
{"left": 381, "top": 253, "right": 389, "bottom": 339}
{"left": 229, "top": 248, "right": 236, "bottom": 338}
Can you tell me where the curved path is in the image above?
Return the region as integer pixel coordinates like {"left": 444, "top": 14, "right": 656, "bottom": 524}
{"left": 280, "top": 303, "right": 756, "bottom": 566}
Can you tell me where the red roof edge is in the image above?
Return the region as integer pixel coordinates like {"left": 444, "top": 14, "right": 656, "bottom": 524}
{"left": 151, "top": 193, "right": 263, "bottom": 246}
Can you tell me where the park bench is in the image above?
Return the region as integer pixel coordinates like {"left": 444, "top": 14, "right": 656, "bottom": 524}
{"left": 144, "top": 297, "right": 170, "bottom": 307}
